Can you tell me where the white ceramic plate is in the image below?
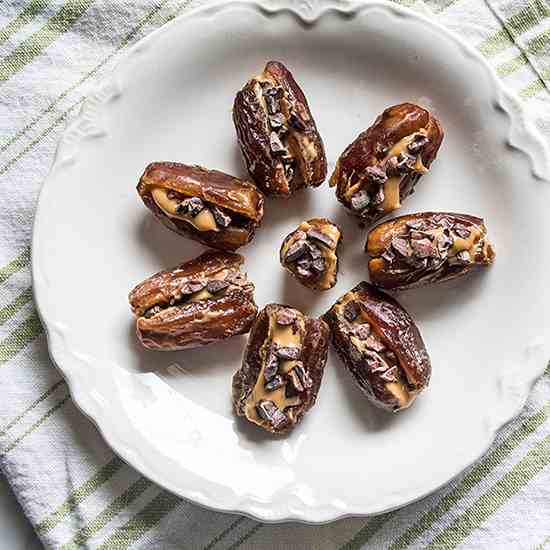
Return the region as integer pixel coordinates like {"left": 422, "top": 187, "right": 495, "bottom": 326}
{"left": 33, "top": 0, "right": 550, "bottom": 523}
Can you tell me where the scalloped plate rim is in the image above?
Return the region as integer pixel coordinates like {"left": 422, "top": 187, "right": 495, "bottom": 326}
{"left": 32, "top": 0, "right": 550, "bottom": 523}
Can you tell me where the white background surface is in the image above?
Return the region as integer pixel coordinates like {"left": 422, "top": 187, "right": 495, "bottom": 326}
{"left": 0, "top": 473, "right": 41, "bottom": 549}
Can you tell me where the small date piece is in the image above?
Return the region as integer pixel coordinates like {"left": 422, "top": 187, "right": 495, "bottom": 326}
{"left": 137, "top": 162, "right": 265, "bottom": 251}
{"left": 129, "top": 251, "right": 257, "bottom": 350}
{"left": 232, "top": 304, "right": 329, "bottom": 433}
{"left": 330, "top": 103, "right": 444, "bottom": 226}
{"left": 324, "top": 282, "right": 431, "bottom": 412}
{"left": 233, "top": 61, "right": 327, "bottom": 197}
{"left": 367, "top": 212, "right": 496, "bottom": 290}
{"left": 279, "top": 218, "right": 342, "bottom": 291}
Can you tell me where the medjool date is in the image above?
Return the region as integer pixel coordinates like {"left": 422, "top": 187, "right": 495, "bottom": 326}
{"left": 330, "top": 103, "right": 444, "bottom": 225}
{"left": 129, "top": 251, "right": 257, "bottom": 350}
{"left": 232, "top": 304, "right": 329, "bottom": 433}
{"left": 137, "top": 162, "right": 264, "bottom": 251}
{"left": 367, "top": 212, "right": 495, "bottom": 290}
{"left": 324, "top": 282, "right": 431, "bottom": 412}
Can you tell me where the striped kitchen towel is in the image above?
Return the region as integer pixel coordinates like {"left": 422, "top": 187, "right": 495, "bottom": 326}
{"left": 0, "top": 0, "right": 549, "bottom": 548}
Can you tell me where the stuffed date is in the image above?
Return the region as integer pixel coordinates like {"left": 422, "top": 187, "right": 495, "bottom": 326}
{"left": 330, "top": 103, "right": 443, "bottom": 225}
{"left": 129, "top": 251, "right": 257, "bottom": 350}
{"left": 324, "top": 282, "right": 431, "bottom": 412}
{"left": 232, "top": 304, "right": 329, "bottom": 433}
{"left": 137, "top": 162, "right": 264, "bottom": 251}
{"left": 233, "top": 61, "right": 327, "bottom": 197}
{"left": 280, "top": 218, "right": 342, "bottom": 291}
{"left": 367, "top": 212, "right": 495, "bottom": 290}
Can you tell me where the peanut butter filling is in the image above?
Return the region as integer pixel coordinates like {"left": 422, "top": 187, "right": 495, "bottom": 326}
{"left": 380, "top": 176, "right": 401, "bottom": 212}
{"left": 151, "top": 187, "right": 219, "bottom": 232}
{"left": 141, "top": 268, "right": 232, "bottom": 319}
{"left": 343, "top": 130, "right": 429, "bottom": 214}
{"left": 244, "top": 310, "right": 305, "bottom": 428}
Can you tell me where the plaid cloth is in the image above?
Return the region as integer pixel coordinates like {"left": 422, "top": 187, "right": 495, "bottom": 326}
{"left": 1, "top": 0, "right": 549, "bottom": 548}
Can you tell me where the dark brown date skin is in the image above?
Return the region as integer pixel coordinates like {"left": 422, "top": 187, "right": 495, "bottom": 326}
{"left": 137, "top": 162, "right": 264, "bottom": 251}
{"left": 129, "top": 251, "right": 257, "bottom": 350}
{"left": 233, "top": 61, "right": 327, "bottom": 197}
{"left": 232, "top": 303, "right": 329, "bottom": 433}
{"left": 367, "top": 212, "right": 496, "bottom": 290}
{"left": 330, "top": 103, "right": 443, "bottom": 226}
{"left": 324, "top": 282, "right": 431, "bottom": 412}
{"left": 280, "top": 218, "right": 342, "bottom": 291}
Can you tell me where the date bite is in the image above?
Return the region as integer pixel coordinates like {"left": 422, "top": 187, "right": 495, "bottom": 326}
{"left": 137, "top": 162, "right": 264, "bottom": 251}
{"left": 367, "top": 212, "right": 496, "bottom": 290}
{"left": 280, "top": 218, "right": 342, "bottom": 291}
{"left": 330, "top": 103, "right": 444, "bottom": 226}
{"left": 324, "top": 282, "right": 431, "bottom": 412}
{"left": 233, "top": 61, "right": 327, "bottom": 197}
{"left": 232, "top": 304, "right": 329, "bottom": 433}
{"left": 128, "top": 251, "right": 257, "bottom": 350}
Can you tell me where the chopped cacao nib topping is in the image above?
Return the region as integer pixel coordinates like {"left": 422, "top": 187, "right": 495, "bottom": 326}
{"left": 143, "top": 305, "right": 162, "bottom": 318}
{"left": 411, "top": 237, "right": 438, "bottom": 258}
{"left": 391, "top": 236, "right": 413, "bottom": 257}
{"left": 264, "top": 348, "right": 279, "bottom": 381}
{"left": 407, "top": 134, "right": 429, "bottom": 154}
{"left": 455, "top": 250, "right": 471, "bottom": 264}
{"left": 183, "top": 197, "right": 205, "bottom": 217}
{"left": 166, "top": 190, "right": 179, "bottom": 200}
{"left": 263, "top": 85, "right": 282, "bottom": 98}
{"left": 437, "top": 232, "right": 454, "bottom": 251}
{"left": 288, "top": 369, "right": 304, "bottom": 392}
{"left": 370, "top": 360, "right": 390, "bottom": 373}
{"left": 276, "top": 346, "right": 301, "bottom": 360}
{"left": 365, "top": 335, "right": 385, "bottom": 353}
{"left": 292, "top": 363, "right": 312, "bottom": 390}
{"left": 343, "top": 300, "right": 360, "bottom": 322}
{"left": 285, "top": 240, "right": 309, "bottom": 262}
{"left": 275, "top": 309, "right": 297, "bottom": 326}
{"left": 264, "top": 375, "right": 285, "bottom": 392}
{"left": 306, "top": 228, "right": 335, "bottom": 249}
{"left": 409, "top": 229, "right": 427, "bottom": 240}
{"left": 297, "top": 258, "right": 311, "bottom": 271}
{"left": 269, "top": 112, "right": 286, "bottom": 130}
{"left": 365, "top": 351, "right": 382, "bottom": 369}
{"left": 406, "top": 219, "right": 424, "bottom": 230}
{"left": 305, "top": 242, "right": 322, "bottom": 260}
{"left": 180, "top": 280, "right": 207, "bottom": 294}
{"left": 365, "top": 165, "right": 388, "bottom": 185}
{"left": 256, "top": 400, "right": 288, "bottom": 428}
{"left": 289, "top": 112, "right": 307, "bottom": 131}
{"left": 371, "top": 186, "right": 385, "bottom": 206}
{"left": 380, "top": 366, "right": 399, "bottom": 382}
{"left": 270, "top": 131, "right": 287, "bottom": 156}
{"left": 353, "top": 323, "right": 371, "bottom": 340}
{"left": 210, "top": 205, "right": 231, "bottom": 228}
{"left": 455, "top": 227, "right": 471, "bottom": 239}
{"left": 265, "top": 93, "right": 280, "bottom": 115}
{"left": 385, "top": 156, "right": 400, "bottom": 177}
{"left": 396, "top": 152, "right": 416, "bottom": 174}
{"left": 310, "top": 257, "right": 326, "bottom": 273}
{"left": 351, "top": 189, "right": 370, "bottom": 211}
{"left": 206, "top": 279, "right": 230, "bottom": 294}
{"left": 381, "top": 250, "right": 395, "bottom": 264}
